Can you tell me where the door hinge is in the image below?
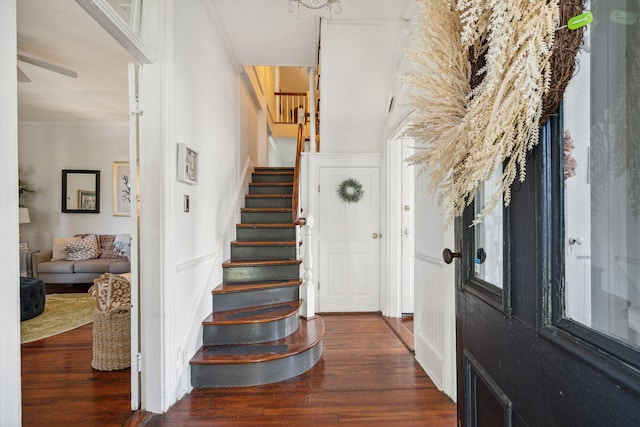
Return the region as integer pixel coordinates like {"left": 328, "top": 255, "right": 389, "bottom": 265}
{"left": 318, "top": 184, "right": 320, "bottom": 192}
{"left": 130, "top": 95, "right": 142, "bottom": 116}
{"left": 136, "top": 353, "right": 142, "bottom": 372}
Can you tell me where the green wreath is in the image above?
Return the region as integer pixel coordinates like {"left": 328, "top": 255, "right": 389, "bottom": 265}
{"left": 337, "top": 178, "right": 364, "bottom": 203}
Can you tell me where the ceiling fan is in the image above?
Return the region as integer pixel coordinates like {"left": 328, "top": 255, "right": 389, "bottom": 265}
{"left": 16, "top": 33, "right": 78, "bottom": 82}
{"left": 17, "top": 54, "right": 78, "bottom": 82}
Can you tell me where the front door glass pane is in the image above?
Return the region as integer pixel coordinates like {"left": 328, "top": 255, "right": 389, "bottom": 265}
{"left": 564, "top": 1, "right": 640, "bottom": 349}
{"left": 474, "top": 166, "right": 504, "bottom": 289}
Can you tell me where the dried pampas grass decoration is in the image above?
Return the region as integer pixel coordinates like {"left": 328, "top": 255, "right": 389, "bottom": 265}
{"left": 403, "top": 0, "right": 471, "bottom": 221}
{"left": 404, "top": 0, "right": 561, "bottom": 223}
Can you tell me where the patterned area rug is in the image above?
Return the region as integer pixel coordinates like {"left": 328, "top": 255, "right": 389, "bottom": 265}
{"left": 21, "top": 293, "right": 95, "bottom": 344}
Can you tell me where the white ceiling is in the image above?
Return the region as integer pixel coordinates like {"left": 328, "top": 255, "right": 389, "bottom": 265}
{"left": 17, "top": 0, "right": 134, "bottom": 122}
{"left": 210, "top": 0, "right": 414, "bottom": 67}
{"left": 17, "top": 0, "right": 415, "bottom": 122}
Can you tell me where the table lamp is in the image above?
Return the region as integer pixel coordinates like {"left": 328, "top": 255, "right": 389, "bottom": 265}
{"left": 19, "top": 207, "right": 30, "bottom": 249}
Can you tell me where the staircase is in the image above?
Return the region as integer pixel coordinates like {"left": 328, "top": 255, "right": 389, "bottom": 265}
{"left": 190, "top": 167, "right": 324, "bottom": 388}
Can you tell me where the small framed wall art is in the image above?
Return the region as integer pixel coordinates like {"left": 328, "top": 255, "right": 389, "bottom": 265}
{"left": 112, "top": 161, "right": 131, "bottom": 216}
{"left": 177, "top": 143, "right": 198, "bottom": 185}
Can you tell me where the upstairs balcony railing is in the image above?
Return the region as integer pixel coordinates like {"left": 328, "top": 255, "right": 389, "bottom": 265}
{"left": 274, "top": 92, "right": 307, "bottom": 124}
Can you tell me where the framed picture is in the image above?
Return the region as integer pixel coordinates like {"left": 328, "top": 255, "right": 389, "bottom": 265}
{"left": 78, "top": 190, "right": 96, "bottom": 210}
{"left": 177, "top": 143, "right": 198, "bottom": 184}
{"left": 112, "top": 161, "right": 131, "bottom": 216}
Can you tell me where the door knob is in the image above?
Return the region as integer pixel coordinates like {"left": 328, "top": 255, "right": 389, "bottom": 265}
{"left": 476, "top": 247, "right": 486, "bottom": 264}
{"left": 442, "top": 248, "right": 461, "bottom": 264}
{"left": 568, "top": 237, "right": 583, "bottom": 246}
{"left": 372, "top": 233, "right": 380, "bottom": 239}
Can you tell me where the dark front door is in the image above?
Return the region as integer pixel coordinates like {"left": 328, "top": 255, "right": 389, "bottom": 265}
{"left": 454, "top": 2, "right": 640, "bottom": 425}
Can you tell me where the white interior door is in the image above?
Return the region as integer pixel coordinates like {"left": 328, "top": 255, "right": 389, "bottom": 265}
{"left": 319, "top": 167, "right": 380, "bottom": 312}
{"left": 401, "top": 138, "right": 415, "bottom": 314}
{"left": 413, "top": 161, "right": 456, "bottom": 399}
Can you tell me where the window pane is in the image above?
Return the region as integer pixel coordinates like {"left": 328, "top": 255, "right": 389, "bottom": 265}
{"left": 564, "top": 1, "right": 640, "bottom": 349}
{"left": 474, "top": 167, "right": 504, "bottom": 289}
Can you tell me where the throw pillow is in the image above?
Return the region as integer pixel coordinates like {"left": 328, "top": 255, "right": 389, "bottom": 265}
{"left": 65, "top": 234, "right": 101, "bottom": 261}
{"left": 98, "top": 235, "right": 126, "bottom": 259}
{"left": 114, "top": 233, "right": 131, "bottom": 259}
{"left": 89, "top": 273, "right": 131, "bottom": 313}
{"left": 51, "top": 237, "right": 81, "bottom": 261}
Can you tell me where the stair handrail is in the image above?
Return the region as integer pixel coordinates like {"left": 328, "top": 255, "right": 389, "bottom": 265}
{"left": 293, "top": 123, "right": 306, "bottom": 226}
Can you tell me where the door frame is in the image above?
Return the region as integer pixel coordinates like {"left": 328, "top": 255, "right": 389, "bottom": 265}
{"left": 303, "top": 153, "right": 382, "bottom": 314}
{"left": 127, "top": 62, "right": 141, "bottom": 410}
{"left": 1, "top": 2, "right": 21, "bottom": 425}
{"left": 77, "top": 2, "right": 155, "bottom": 410}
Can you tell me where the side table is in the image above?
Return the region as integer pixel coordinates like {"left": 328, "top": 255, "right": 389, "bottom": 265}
{"left": 20, "top": 248, "right": 39, "bottom": 277}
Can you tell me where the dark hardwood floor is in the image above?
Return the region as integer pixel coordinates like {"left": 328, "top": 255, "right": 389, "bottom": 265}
{"left": 383, "top": 315, "right": 415, "bottom": 352}
{"left": 21, "top": 323, "right": 133, "bottom": 426}
{"left": 21, "top": 313, "right": 456, "bottom": 426}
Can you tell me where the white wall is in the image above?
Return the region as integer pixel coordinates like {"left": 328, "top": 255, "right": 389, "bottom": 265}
{"left": 0, "top": 1, "right": 22, "bottom": 425}
{"left": 137, "top": 0, "right": 263, "bottom": 412}
{"left": 319, "top": 20, "right": 405, "bottom": 154}
{"left": 238, "top": 76, "right": 261, "bottom": 171}
{"left": 270, "top": 137, "right": 296, "bottom": 166}
{"left": 279, "top": 67, "right": 309, "bottom": 92}
{"left": 18, "top": 122, "right": 130, "bottom": 251}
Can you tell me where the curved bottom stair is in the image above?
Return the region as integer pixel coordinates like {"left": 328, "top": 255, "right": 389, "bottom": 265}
{"left": 190, "top": 167, "right": 323, "bottom": 388}
{"left": 191, "top": 316, "right": 324, "bottom": 388}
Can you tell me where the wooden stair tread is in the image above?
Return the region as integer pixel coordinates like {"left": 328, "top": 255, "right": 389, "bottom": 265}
{"left": 245, "top": 194, "right": 292, "bottom": 198}
{"left": 252, "top": 170, "right": 294, "bottom": 175}
{"left": 212, "top": 279, "right": 302, "bottom": 295}
{"left": 222, "top": 259, "right": 301, "bottom": 268}
{"left": 231, "top": 240, "right": 296, "bottom": 247}
{"left": 249, "top": 183, "right": 293, "bottom": 187}
{"left": 253, "top": 167, "right": 294, "bottom": 171}
{"left": 237, "top": 223, "right": 296, "bottom": 228}
{"left": 203, "top": 301, "right": 300, "bottom": 325}
{"left": 191, "top": 317, "right": 324, "bottom": 365}
{"left": 240, "top": 207, "right": 290, "bottom": 213}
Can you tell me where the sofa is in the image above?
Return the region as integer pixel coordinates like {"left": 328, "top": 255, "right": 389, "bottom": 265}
{"left": 32, "top": 234, "right": 130, "bottom": 285}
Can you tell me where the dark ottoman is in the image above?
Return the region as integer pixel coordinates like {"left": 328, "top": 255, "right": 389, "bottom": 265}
{"left": 20, "top": 277, "right": 46, "bottom": 321}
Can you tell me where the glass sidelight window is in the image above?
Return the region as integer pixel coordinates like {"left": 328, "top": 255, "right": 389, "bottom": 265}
{"left": 563, "top": 1, "right": 640, "bottom": 350}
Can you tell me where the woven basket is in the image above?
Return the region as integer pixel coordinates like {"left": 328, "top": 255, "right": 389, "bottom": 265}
{"left": 92, "top": 309, "right": 131, "bottom": 371}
